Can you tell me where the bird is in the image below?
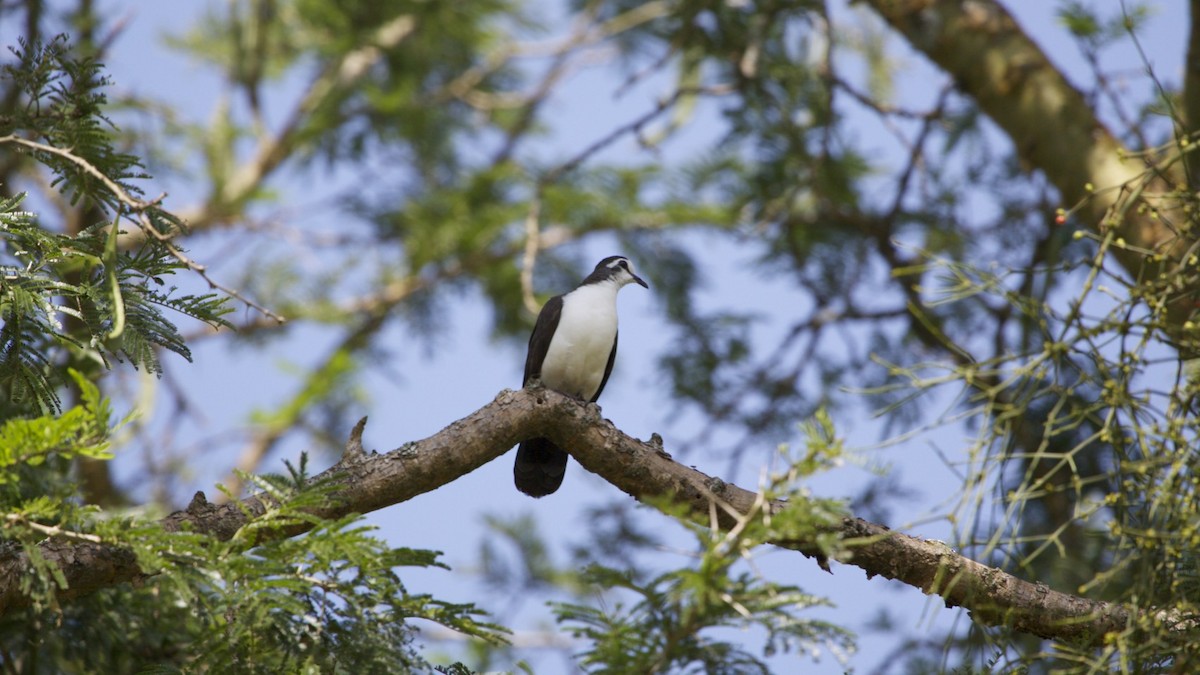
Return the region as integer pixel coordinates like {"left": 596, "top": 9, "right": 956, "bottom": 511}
{"left": 514, "top": 255, "right": 648, "bottom": 497}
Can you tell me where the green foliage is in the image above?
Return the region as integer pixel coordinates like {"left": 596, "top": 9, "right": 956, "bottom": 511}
{"left": 0, "top": 369, "right": 117, "bottom": 480}
{"left": 143, "top": 495, "right": 505, "bottom": 673}
{"left": 0, "top": 36, "right": 148, "bottom": 210}
{"left": 871, "top": 212, "right": 1200, "bottom": 669}
{"left": 0, "top": 33, "right": 500, "bottom": 674}
{"left": 483, "top": 427, "right": 850, "bottom": 673}
{"left": 468, "top": 427, "right": 852, "bottom": 673}
{"left": 553, "top": 442, "right": 853, "bottom": 673}
{"left": 3, "top": 1, "right": 1199, "bottom": 673}
{"left": 0, "top": 37, "right": 233, "bottom": 415}
{"left": 2, "top": 439, "right": 508, "bottom": 673}
{"left": 0, "top": 190, "right": 232, "bottom": 413}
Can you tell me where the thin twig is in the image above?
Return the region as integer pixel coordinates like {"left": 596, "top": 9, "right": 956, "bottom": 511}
{"left": 0, "top": 134, "right": 287, "bottom": 324}
{"left": 0, "top": 134, "right": 157, "bottom": 211}
{"left": 540, "top": 84, "right": 733, "bottom": 187}
{"left": 5, "top": 514, "right": 102, "bottom": 543}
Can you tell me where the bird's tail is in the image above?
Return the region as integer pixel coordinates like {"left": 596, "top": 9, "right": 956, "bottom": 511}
{"left": 513, "top": 438, "right": 568, "bottom": 497}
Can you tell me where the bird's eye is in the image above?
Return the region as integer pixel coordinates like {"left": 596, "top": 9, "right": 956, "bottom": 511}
{"left": 619, "top": 260, "right": 629, "bottom": 270}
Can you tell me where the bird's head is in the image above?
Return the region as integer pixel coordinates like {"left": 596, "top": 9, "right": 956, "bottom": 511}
{"left": 589, "top": 255, "right": 649, "bottom": 289}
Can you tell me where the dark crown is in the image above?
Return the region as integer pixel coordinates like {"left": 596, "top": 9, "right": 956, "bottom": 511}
{"left": 580, "top": 255, "right": 647, "bottom": 288}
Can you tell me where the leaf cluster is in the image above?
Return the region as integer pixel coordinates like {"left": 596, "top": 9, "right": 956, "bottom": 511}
{"left": 555, "top": 522, "right": 851, "bottom": 675}
{"left": 0, "top": 191, "right": 232, "bottom": 414}
{"left": 0, "top": 369, "right": 113, "bottom": 474}
{"left": 2, "top": 430, "right": 506, "bottom": 674}
{"left": 1, "top": 36, "right": 147, "bottom": 210}
{"left": 0, "top": 37, "right": 235, "bottom": 415}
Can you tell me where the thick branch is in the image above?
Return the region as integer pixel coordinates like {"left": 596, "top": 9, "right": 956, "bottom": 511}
{"left": 865, "top": 0, "right": 1196, "bottom": 348}
{"left": 1187, "top": 0, "right": 1200, "bottom": 180}
{"left": 0, "top": 388, "right": 1147, "bottom": 646}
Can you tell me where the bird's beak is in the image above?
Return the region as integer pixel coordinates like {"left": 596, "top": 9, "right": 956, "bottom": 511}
{"left": 632, "top": 273, "right": 648, "bottom": 289}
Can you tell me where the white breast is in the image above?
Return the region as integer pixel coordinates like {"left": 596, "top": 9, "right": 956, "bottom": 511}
{"left": 540, "top": 282, "right": 619, "bottom": 400}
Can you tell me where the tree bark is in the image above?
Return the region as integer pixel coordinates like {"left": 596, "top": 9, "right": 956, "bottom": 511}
{"left": 1184, "top": 0, "right": 1200, "bottom": 181}
{"left": 864, "top": 0, "right": 1197, "bottom": 352}
{"left": 0, "top": 387, "right": 1163, "bottom": 648}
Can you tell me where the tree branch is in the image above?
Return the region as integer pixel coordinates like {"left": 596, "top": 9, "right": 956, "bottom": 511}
{"left": 1185, "top": 0, "right": 1200, "bottom": 181}
{"left": 0, "top": 388, "right": 1167, "bottom": 647}
{"left": 864, "top": 0, "right": 1197, "bottom": 351}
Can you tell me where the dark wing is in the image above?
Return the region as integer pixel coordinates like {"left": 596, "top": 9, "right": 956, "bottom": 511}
{"left": 590, "top": 330, "right": 618, "bottom": 402}
{"left": 516, "top": 294, "right": 570, "bottom": 497}
{"left": 523, "top": 294, "right": 563, "bottom": 385}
